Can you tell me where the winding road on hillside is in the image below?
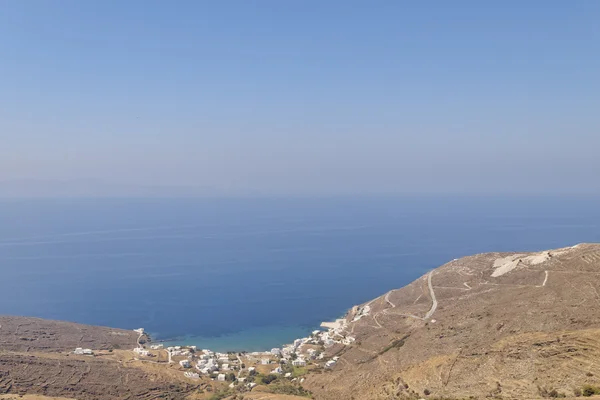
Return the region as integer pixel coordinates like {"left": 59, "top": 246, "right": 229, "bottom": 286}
{"left": 372, "top": 271, "right": 438, "bottom": 327}
{"left": 424, "top": 271, "right": 437, "bottom": 319}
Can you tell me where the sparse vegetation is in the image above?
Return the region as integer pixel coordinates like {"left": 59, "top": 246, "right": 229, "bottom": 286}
{"left": 537, "top": 386, "right": 568, "bottom": 398}
{"left": 581, "top": 385, "right": 600, "bottom": 397}
{"left": 258, "top": 374, "right": 278, "bottom": 385}
{"left": 207, "top": 389, "right": 234, "bottom": 400}
{"left": 269, "top": 381, "right": 313, "bottom": 398}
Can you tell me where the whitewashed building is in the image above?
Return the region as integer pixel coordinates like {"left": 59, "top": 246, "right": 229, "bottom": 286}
{"left": 73, "top": 348, "right": 93, "bottom": 355}
{"left": 271, "top": 366, "right": 283, "bottom": 374}
{"left": 292, "top": 358, "right": 306, "bottom": 367}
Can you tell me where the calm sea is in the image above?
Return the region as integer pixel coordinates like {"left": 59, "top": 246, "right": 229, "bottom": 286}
{"left": 1, "top": 196, "right": 599, "bottom": 351}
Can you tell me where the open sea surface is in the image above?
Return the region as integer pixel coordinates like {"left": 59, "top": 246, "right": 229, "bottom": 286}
{"left": 1, "top": 196, "right": 599, "bottom": 351}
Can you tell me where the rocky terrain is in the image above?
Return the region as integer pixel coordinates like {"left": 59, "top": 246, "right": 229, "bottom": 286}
{"left": 0, "top": 317, "right": 209, "bottom": 399}
{"left": 302, "top": 243, "right": 600, "bottom": 399}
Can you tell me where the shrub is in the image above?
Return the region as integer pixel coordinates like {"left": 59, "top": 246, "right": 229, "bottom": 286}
{"left": 261, "top": 374, "right": 278, "bottom": 385}
{"left": 582, "top": 385, "right": 599, "bottom": 397}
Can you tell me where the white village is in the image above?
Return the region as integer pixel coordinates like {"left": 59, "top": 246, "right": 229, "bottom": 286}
{"left": 72, "top": 318, "right": 357, "bottom": 393}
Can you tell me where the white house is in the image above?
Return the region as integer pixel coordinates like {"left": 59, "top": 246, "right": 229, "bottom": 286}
{"left": 325, "top": 360, "right": 336, "bottom": 368}
{"left": 292, "top": 358, "right": 306, "bottom": 367}
{"left": 179, "top": 360, "right": 191, "bottom": 368}
{"left": 271, "top": 366, "right": 283, "bottom": 374}
{"left": 133, "top": 347, "right": 149, "bottom": 356}
{"left": 261, "top": 358, "right": 270, "bottom": 365}
{"left": 248, "top": 382, "right": 257, "bottom": 388}
{"left": 184, "top": 371, "right": 199, "bottom": 379}
{"left": 248, "top": 367, "right": 256, "bottom": 373}
{"left": 73, "top": 348, "right": 93, "bottom": 355}
{"left": 222, "top": 363, "right": 230, "bottom": 371}
{"left": 271, "top": 348, "right": 281, "bottom": 356}
{"left": 285, "top": 372, "right": 293, "bottom": 378}
{"left": 217, "top": 373, "right": 226, "bottom": 382}
{"left": 342, "top": 336, "right": 356, "bottom": 345}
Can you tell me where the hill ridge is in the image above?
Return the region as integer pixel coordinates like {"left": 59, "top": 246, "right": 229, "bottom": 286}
{"left": 303, "top": 243, "right": 600, "bottom": 400}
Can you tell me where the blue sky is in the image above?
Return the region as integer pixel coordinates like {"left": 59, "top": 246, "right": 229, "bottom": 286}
{"left": 1, "top": 1, "right": 599, "bottom": 196}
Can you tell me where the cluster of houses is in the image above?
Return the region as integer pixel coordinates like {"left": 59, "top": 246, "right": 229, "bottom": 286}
{"left": 126, "top": 318, "right": 359, "bottom": 389}
{"left": 168, "top": 345, "right": 194, "bottom": 357}
{"left": 133, "top": 347, "right": 150, "bottom": 356}
{"left": 191, "top": 349, "right": 240, "bottom": 375}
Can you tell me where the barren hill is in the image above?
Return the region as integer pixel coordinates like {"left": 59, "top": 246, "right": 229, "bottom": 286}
{"left": 0, "top": 317, "right": 208, "bottom": 399}
{"left": 303, "top": 243, "right": 600, "bottom": 399}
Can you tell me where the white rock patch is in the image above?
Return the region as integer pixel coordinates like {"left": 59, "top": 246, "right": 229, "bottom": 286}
{"left": 492, "top": 249, "right": 571, "bottom": 277}
{"left": 523, "top": 252, "right": 551, "bottom": 265}
{"left": 491, "top": 255, "right": 524, "bottom": 277}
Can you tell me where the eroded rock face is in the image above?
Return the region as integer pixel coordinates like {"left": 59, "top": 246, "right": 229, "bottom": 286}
{"left": 303, "top": 243, "right": 600, "bottom": 400}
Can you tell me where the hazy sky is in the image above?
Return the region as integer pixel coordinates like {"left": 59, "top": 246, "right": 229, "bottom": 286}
{"left": 1, "top": 1, "right": 599, "bottom": 196}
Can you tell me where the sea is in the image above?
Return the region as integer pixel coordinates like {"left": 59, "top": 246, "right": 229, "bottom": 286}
{"left": 1, "top": 196, "right": 599, "bottom": 352}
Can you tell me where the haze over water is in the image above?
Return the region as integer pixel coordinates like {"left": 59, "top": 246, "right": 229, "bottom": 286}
{"left": 1, "top": 196, "right": 599, "bottom": 351}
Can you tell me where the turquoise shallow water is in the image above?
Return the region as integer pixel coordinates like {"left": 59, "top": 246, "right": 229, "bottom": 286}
{"left": 1, "top": 196, "right": 599, "bottom": 351}
{"left": 159, "top": 325, "right": 312, "bottom": 352}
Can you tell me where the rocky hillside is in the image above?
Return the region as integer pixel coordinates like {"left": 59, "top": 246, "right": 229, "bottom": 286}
{"left": 302, "top": 243, "right": 600, "bottom": 399}
{"left": 0, "top": 317, "right": 207, "bottom": 399}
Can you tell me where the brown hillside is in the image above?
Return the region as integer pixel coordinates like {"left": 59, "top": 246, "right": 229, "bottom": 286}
{"left": 0, "top": 317, "right": 210, "bottom": 399}
{"left": 303, "top": 243, "right": 600, "bottom": 399}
